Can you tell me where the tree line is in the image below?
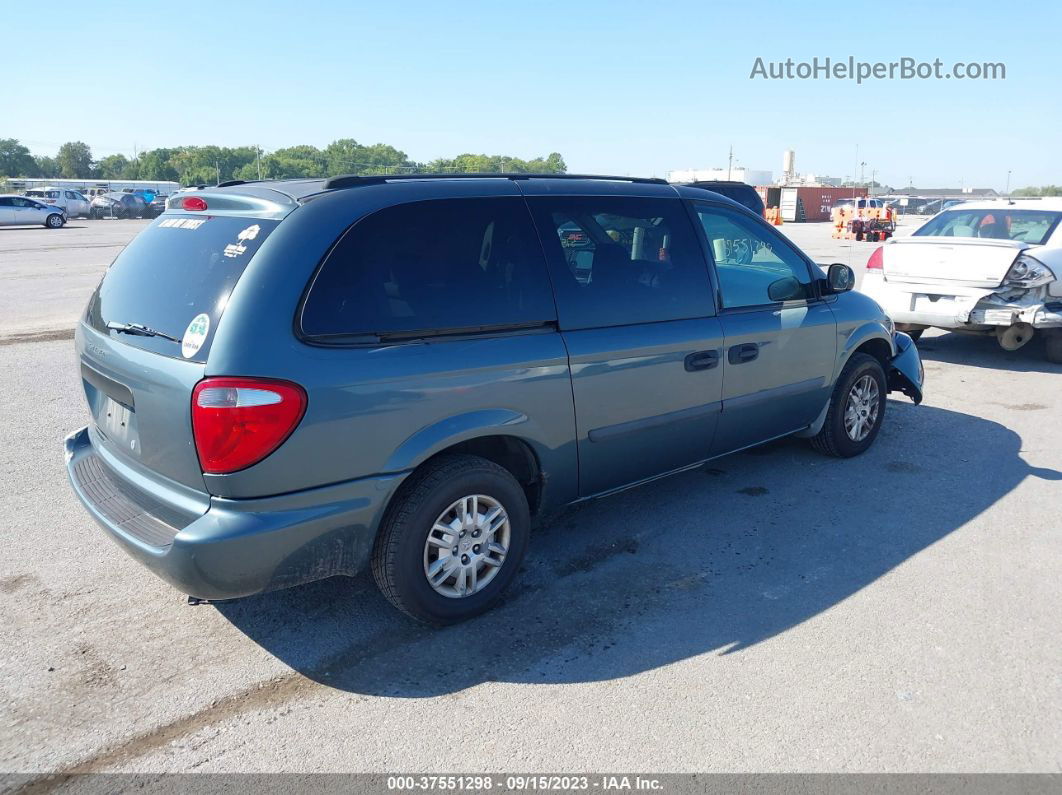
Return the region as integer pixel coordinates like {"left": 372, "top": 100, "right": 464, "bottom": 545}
{"left": 0, "top": 138, "right": 567, "bottom": 185}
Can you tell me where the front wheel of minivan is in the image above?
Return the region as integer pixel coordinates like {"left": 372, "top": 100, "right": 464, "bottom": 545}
{"left": 372, "top": 454, "right": 530, "bottom": 625}
{"left": 810, "top": 353, "right": 887, "bottom": 458}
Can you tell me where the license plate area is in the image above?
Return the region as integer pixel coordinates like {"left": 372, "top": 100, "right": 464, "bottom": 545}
{"left": 98, "top": 396, "right": 139, "bottom": 451}
{"left": 82, "top": 362, "right": 141, "bottom": 457}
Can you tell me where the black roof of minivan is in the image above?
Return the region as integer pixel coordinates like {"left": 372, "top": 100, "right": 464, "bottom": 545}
{"left": 196, "top": 173, "right": 751, "bottom": 215}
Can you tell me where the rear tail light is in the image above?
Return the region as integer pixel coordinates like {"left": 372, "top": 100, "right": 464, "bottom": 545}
{"left": 191, "top": 377, "right": 307, "bottom": 474}
{"left": 866, "top": 245, "right": 884, "bottom": 271}
{"left": 1003, "top": 254, "right": 1056, "bottom": 289}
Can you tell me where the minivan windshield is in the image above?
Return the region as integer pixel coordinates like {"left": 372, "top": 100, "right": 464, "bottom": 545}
{"left": 85, "top": 215, "right": 279, "bottom": 361}
{"left": 913, "top": 209, "right": 1062, "bottom": 245}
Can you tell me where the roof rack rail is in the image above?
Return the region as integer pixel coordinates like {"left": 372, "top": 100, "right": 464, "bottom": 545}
{"left": 322, "top": 173, "right": 668, "bottom": 190}
{"left": 216, "top": 179, "right": 247, "bottom": 188}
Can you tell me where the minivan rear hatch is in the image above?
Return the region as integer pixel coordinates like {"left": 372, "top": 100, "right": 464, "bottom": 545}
{"left": 79, "top": 195, "right": 288, "bottom": 491}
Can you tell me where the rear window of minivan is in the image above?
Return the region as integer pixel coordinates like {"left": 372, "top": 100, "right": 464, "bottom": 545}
{"left": 300, "top": 197, "right": 556, "bottom": 340}
{"left": 85, "top": 215, "right": 279, "bottom": 361}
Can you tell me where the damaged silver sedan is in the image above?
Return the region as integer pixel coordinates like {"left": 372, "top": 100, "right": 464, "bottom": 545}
{"left": 861, "top": 200, "right": 1062, "bottom": 362}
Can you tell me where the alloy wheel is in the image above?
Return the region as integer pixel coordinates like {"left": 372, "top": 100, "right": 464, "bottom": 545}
{"left": 423, "top": 494, "right": 510, "bottom": 598}
{"left": 844, "top": 374, "right": 880, "bottom": 442}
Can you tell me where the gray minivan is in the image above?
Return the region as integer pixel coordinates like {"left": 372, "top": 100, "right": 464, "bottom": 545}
{"left": 65, "top": 174, "right": 924, "bottom": 624}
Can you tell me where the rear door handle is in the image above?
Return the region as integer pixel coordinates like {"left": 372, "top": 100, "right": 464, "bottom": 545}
{"left": 728, "top": 343, "right": 760, "bottom": 364}
{"left": 684, "top": 349, "right": 720, "bottom": 371}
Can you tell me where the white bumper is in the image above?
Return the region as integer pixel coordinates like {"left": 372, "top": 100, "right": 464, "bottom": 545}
{"left": 861, "top": 275, "right": 1062, "bottom": 330}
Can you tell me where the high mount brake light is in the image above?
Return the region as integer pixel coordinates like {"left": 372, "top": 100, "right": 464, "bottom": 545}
{"left": 191, "top": 377, "right": 306, "bottom": 474}
{"left": 182, "top": 196, "right": 208, "bottom": 211}
{"left": 866, "top": 246, "right": 884, "bottom": 271}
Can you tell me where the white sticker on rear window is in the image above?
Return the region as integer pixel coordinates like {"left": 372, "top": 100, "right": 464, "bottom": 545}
{"left": 159, "top": 218, "right": 207, "bottom": 230}
{"left": 181, "top": 313, "right": 210, "bottom": 358}
{"left": 223, "top": 224, "right": 261, "bottom": 258}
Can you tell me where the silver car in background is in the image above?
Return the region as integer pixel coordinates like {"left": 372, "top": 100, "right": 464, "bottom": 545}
{"left": 0, "top": 194, "right": 67, "bottom": 228}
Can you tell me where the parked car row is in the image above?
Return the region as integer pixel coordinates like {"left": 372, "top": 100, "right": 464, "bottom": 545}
{"left": 0, "top": 186, "right": 170, "bottom": 227}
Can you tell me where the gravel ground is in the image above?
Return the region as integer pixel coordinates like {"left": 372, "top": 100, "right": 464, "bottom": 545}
{"left": 1, "top": 215, "right": 1059, "bottom": 777}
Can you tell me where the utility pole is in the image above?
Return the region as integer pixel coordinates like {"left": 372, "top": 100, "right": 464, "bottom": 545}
{"left": 853, "top": 144, "right": 859, "bottom": 200}
{"left": 216, "top": 160, "right": 221, "bottom": 184}
{"left": 256, "top": 145, "right": 262, "bottom": 180}
{"left": 1005, "top": 169, "right": 1012, "bottom": 196}
{"left": 727, "top": 145, "right": 733, "bottom": 181}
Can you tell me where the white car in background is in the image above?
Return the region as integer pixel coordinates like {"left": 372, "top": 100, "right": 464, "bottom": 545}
{"left": 0, "top": 195, "right": 67, "bottom": 227}
{"left": 25, "top": 187, "right": 92, "bottom": 218}
{"left": 861, "top": 199, "right": 1062, "bottom": 363}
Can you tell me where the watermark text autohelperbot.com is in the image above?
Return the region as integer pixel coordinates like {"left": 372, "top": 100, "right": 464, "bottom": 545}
{"left": 750, "top": 56, "right": 1005, "bottom": 83}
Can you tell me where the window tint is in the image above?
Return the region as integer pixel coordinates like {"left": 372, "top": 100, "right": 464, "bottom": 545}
{"left": 0, "top": 198, "right": 13, "bottom": 207}
{"left": 12, "top": 198, "right": 35, "bottom": 208}
{"left": 526, "top": 196, "right": 713, "bottom": 329}
{"left": 695, "top": 204, "right": 814, "bottom": 308}
{"left": 85, "top": 216, "right": 279, "bottom": 361}
{"left": 66, "top": 191, "right": 79, "bottom": 199}
{"left": 302, "top": 198, "right": 556, "bottom": 339}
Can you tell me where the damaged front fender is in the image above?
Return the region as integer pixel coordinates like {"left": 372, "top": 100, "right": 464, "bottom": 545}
{"left": 888, "top": 332, "right": 924, "bottom": 404}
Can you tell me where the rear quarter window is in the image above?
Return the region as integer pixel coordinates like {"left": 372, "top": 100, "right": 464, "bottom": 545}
{"left": 86, "top": 215, "right": 279, "bottom": 361}
{"left": 300, "top": 197, "right": 556, "bottom": 340}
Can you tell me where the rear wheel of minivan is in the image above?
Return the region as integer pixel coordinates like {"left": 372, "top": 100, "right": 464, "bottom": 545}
{"left": 372, "top": 454, "right": 530, "bottom": 625}
{"left": 810, "top": 353, "right": 887, "bottom": 458}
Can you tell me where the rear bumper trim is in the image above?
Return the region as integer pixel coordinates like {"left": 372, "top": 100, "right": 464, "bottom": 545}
{"left": 69, "top": 448, "right": 180, "bottom": 549}
{"left": 65, "top": 427, "right": 407, "bottom": 600}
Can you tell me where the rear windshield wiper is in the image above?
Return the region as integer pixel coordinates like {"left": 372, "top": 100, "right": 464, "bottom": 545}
{"left": 106, "top": 321, "right": 181, "bottom": 344}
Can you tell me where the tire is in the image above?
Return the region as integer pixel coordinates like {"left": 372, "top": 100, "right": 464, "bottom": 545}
{"left": 371, "top": 454, "right": 530, "bottom": 625}
{"left": 45, "top": 213, "right": 65, "bottom": 229}
{"left": 810, "top": 353, "right": 888, "bottom": 458}
{"left": 1045, "top": 332, "right": 1062, "bottom": 364}
{"left": 907, "top": 329, "right": 924, "bottom": 342}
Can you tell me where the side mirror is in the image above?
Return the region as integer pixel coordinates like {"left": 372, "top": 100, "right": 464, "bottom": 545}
{"left": 826, "top": 263, "right": 855, "bottom": 293}
{"left": 767, "top": 275, "right": 804, "bottom": 302}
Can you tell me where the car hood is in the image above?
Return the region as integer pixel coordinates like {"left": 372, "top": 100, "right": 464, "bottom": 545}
{"left": 882, "top": 237, "right": 1031, "bottom": 289}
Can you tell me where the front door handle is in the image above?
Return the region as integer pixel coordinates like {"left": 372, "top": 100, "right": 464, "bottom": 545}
{"left": 684, "top": 349, "right": 720, "bottom": 371}
{"left": 728, "top": 343, "right": 760, "bottom": 364}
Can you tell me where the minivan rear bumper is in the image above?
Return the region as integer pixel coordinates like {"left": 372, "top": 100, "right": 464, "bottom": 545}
{"left": 65, "top": 426, "right": 406, "bottom": 600}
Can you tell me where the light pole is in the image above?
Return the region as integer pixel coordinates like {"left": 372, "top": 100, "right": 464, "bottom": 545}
{"left": 1005, "top": 169, "right": 1012, "bottom": 196}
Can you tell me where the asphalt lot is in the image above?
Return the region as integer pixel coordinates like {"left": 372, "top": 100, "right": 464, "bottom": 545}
{"left": 1, "top": 215, "right": 1060, "bottom": 776}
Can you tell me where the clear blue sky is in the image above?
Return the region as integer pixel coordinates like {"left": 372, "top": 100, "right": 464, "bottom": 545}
{"left": 5, "top": 0, "right": 1059, "bottom": 189}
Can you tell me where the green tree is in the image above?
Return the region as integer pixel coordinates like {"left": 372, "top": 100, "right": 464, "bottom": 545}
{"left": 35, "top": 156, "right": 60, "bottom": 178}
{"left": 57, "top": 141, "right": 94, "bottom": 178}
{"left": 0, "top": 138, "right": 38, "bottom": 177}
{"left": 135, "top": 148, "right": 179, "bottom": 182}
{"left": 96, "top": 154, "right": 131, "bottom": 179}
{"left": 426, "top": 152, "right": 567, "bottom": 174}
{"left": 322, "top": 139, "right": 414, "bottom": 176}
{"left": 1013, "top": 185, "right": 1062, "bottom": 197}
